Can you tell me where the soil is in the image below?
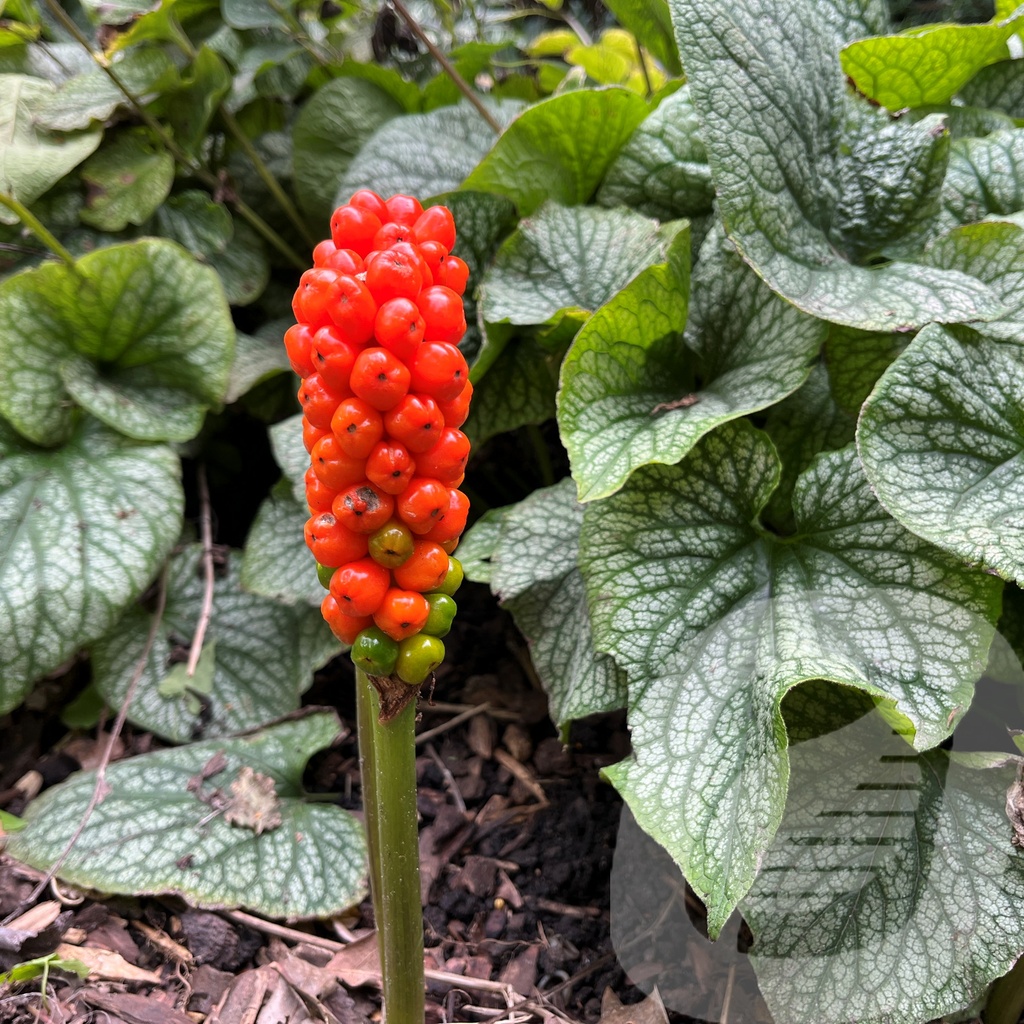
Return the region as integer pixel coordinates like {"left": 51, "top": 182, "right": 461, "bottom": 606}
{"left": 0, "top": 578, "right": 706, "bottom": 1024}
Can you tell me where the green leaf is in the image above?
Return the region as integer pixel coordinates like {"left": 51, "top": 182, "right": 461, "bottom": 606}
{"left": 226, "top": 328, "right": 290, "bottom": 403}
{"left": 80, "top": 0, "right": 157, "bottom": 24}
{"left": 858, "top": 325, "right": 1024, "bottom": 586}
{"left": 268, "top": 412, "right": 308, "bottom": 496}
{"left": 942, "top": 129, "right": 1024, "bottom": 230}
{"left": 337, "top": 100, "right": 522, "bottom": 208}
{"left": 958, "top": 58, "right": 1024, "bottom": 118}
{"left": 463, "top": 88, "right": 648, "bottom": 217}
{"left": 464, "top": 336, "right": 561, "bottom": 444}
{"left": 581, "top": 421, "right": 1001, "bottom": 934}
{"left": 92, "top": 545, "right": 337, "bottom": 743}
{"left": 596, "top": 86, "right": 714, "bottom": 220}
{"left": 79, "top": 128, "right": 174, "bottom": 232}
{"left": 0, "top": 953, "right": 89, "bottom": 984}
{"left": 824, "top": 324, "right": 910, "bottom": 414}
{"left": 241, "top": 479, "right": 325, "bottom": 608}
{"left": 600, "top": 0, "right": 681, "bottom": 74}
{"left": 480, "top": 204, "right": 674, "bottom": 333}
{"left": 158, "top": 45, "right": 231, "bottom": 158}
{"left": 0, "top": 238, "right": 235, "bottom": 445}
{"left": 477, "top": 480, "right": 627, "bottom": 727}
{"left": 107, "top": 0, "right": 218, "bottom": 49}
{"left": 0, "top": 419, "right": 183, "bottom": 715}
{"left": 222, "top": 0, "right": 292, "bottom": 30}
{"left": 32, "top": 47, "right": 180, "bottom": 131}
{"left": 559, "top": 225, "right": 824, "bottom": 502}
{"left": 745, "top": 706, "right": 1024, "bottom": 1024}
{"left": 0, "top": 809, "right": 25, "bottom": 832}
{"left": 458, "top": 507, "right": 510, "bottom": 586}
{"left": 0, "top": 74, "right": 101, "bottom": 224}
{"left": 841, "top": 11, "right": 1024, "bottom": 112}
{"left": 293, "top": 78, "right": 403, "bottom": 229}
{"left": 668, "top": 0, "right": 1005, "bottom": 330}
{"left": 8, "top": 712, "right": 367, "bottom": 919}
{"left": 814, "top": 0, "right": 890, "bottom": 45}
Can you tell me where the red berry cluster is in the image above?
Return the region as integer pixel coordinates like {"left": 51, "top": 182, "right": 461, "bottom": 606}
{"left": 285, "top": 190, "right": 472, "bottom": 686}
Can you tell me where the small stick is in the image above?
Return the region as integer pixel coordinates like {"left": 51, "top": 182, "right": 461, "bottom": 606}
{"left": 0, "top": 194, "right": 76, "bottom": 268}
{"left": 634, "top": 35, "right": 653, "bottom": 98}
{"left": 388, "top": 0, "right": 502, "bottom": 135}
{"left": 424, "top": 742, "right": 467, "bottom": 815}
{"left": 493, "top": 749, "right": 547, "bottom": 805}
{"left": 3, "top": 568, "right": 170, "bottom": 922}
{"left": 421, "top": 700, "right": 521, "bottom": 722}
{"left": 186, "top": 465, "right": 215, "bottom": 678}
{"left": 416, "top": 702, "right": 492, "bottom": 745}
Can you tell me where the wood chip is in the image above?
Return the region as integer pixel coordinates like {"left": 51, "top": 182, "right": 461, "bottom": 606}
{"left": 134, "top": 920, "right": 194, "bottom": 965}
{"left": 498, "top": 945, "right": 538, "bottom": 997}
{"left": 492, "top": 750, "right": 547, "bottom": 806}
{"left": 55, "top": 942, "right": 162, "bottom": 984}
{"left": 80, "top": 990, "right": 195, "bottom": 1024}
{"left": 598, "top": 986, "right": 669, "bottom": 1024}
{"left": 5, "top": 899, "right": 61, "bottom": 934}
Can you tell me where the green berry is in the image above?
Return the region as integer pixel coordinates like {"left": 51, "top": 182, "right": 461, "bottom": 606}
{"left": 422, "top": 593, "right": 456, "bottom": 637}
{"left": 368, "top": 520, "right": 415, "bottom": 568}
{"left": 435, "top": 556, "right": 463, "bottom": 597}
{"left": 396, "top": 634, "right": 445, "bottom": 685}
{"left": 316, "top": 562, "right": 336, "bottom": 590}
{"left": 351, "top": 626, "right": 399, "bottom": 677}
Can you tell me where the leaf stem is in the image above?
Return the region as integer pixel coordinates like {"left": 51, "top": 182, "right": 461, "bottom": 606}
{"left": 355, "top": 669, "right": 425, "bottom": 1023}
{"left": 0, "top": 194, "right": 76, "bottom": 268}
{"left": 186, "top": 464, "right": 215, "bottom": 678}
{"left": 634, "top": 35, "right": 653, "bottom": 98}
{"left": 388, "top": 0, "right": 502, "bottom": 135}
{"left": 41, "top": 0, "right": 307, "bottom": 271}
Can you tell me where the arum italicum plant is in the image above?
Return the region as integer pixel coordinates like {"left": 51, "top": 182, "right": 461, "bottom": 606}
{"left": 289, "top": 188, "right": 472, "bottom": 1021}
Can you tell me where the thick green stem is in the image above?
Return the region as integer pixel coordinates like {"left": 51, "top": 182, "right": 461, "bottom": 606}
{"left": 356, "top": 669, "right": 424, "bottom": 1024}
{"left": 0, "top": 194, "right": 76, "bottom": 268}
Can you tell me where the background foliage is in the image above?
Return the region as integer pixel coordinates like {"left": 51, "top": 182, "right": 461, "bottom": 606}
{"left": 2, "top": 0, "right": 1024, "bottom": 1019}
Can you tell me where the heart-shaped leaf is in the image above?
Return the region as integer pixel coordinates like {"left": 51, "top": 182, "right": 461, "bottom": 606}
{"left": 0, "top": 239, "right": 235, "bottom": 445}
{"left": 0, "top": 419, "right": 183, "bottom": 714}
{"left": 91, "top": 545, "right": 339, "bottom": 743}
{"left": 8, "top": 712, "right": 367, "bottom": 920}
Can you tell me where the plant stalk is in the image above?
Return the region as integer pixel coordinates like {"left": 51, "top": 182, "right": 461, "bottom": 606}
{"left": 0, "top": 194, "right": 76, "bottom": 268}
{"left": 985, "top": 955, "right": 1024, "bottom": 1024}
{"left": 355, "top": 669, "right": 424, "bottom": 1024}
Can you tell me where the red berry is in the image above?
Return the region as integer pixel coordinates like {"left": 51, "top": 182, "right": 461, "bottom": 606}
{"left": 374, "top": 297, "right": 425, "bottom": 363}
{"left": 311, "top": 326, "right": 361, "bottom": 392}
{"left": 331, "top": 396, "right": 384, "bottom": 459}
{"left": 385, "top": 194, "right": 424, "bottom": 224}
{"left": 330, "top": 205, "right": 381, "bottom": 256}
{"left": 373, "top": 222, "right": 414, "bottom": 250}
{"left": 438, "top": 255, "right": 470, "bottom": 296}
{"left": 305, "top": 513, "right": 369, "bottom": 566}
{"left": 422, "top": 488, "right": 469, "bottom": 545}
{"left": 373, "top": 587, "right": 430, "bottom": 641}
{"left": 332, "top": 482, "right": 395, "bottom": 533}
{"left": 329, "top": 557, "right": 391, "bottom": 616}
{"left": 303, "top": 417, "right": 329, "bottom": 453}
{"left": 312, "top": 239, "right": 337, "bottom": 267}
{"left": 327, "top": 275, "right": 377, "bottom": 344}
{"left": 412, "top": 205, "right": 456, "bottom": 250}
{"left": 365, "top": 248, "right": 423, "bottom": 305}
{"left": 304, "top": 467, "right": 335, "bottom": 514}
{"left": 365, "top": 440, "right": 416, "bottom": 494}
{"left": 392, "top": 538, "right": 450, "bottom": 592}
{"left": 414, "top": 426, "right": 471, "bottom": 483}
{"left": 298, "top": 373, "right": 347, "bottom": 430}
{"left": 349, "top": 189, "right": 389, "bottom": 221}
{"left": 350, "top": 347, "right": 411, "bottom": 411}
{"left": 284, "top": 323, "right": 316, "bottom": 378}
{"left": 408, "top": 341, "right": 469, "bottom": 401}
{"left": 321, "top": 596, "right": 372, "bottom": 644}
{"left": 417, "top": 285, "right": 467, "bottom": 343}
{"left": 310, "top": 434, "right": 366, "bottom": 491}
{"left": 396, "top": 477, "right": 451, "bottom": 534}
{"left": 418, "top": 240, "right": 448, "bottom": 285}
{"left": 436, "top": 378, "right": 473, "bottom": 428}
{"left": 391, "top": 242, "right": 432, "bottom": 295}
{"left": 323, "top": 248, "right": 365, "bottom": 275}
{"left": 293, "top": 268, "right": 341, "bottom": 328}
{"left": 383, "top": 394, "right": 445, "bottom": 453}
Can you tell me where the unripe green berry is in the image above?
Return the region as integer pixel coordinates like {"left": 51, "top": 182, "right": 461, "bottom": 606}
{"left": 396, "top": 634, "right": 445, "bottom": 685}
{"left": 422, "top": 593, "right": 457, "bottom": 637}
{"left": 435, "top": 556, "right": 463, "bottom": 597}
{"left": 316, "top": 562, "right": 335, "bottom": 590}
{"left": 351, "top": 626, "right": 399, "bottom": 677}
{"left": 368, "top": 520, "right": 415, "bottom": 568}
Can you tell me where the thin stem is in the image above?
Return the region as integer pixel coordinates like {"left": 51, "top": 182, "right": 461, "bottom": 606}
{"left": 356, "top": 669, "right": 425, "bottom": 1024}
{"left": 0, "top": 194, "right": 76, "bottom": 268}
{"left": 42, "top": 0, "right": 307, "bottom": 271}
{"left": 187, "top": 465, "right": 215, "bottom": 678}
{"left": 634, "top": 35, "right": 653, "bottom": 98}
{"left": 388, "top": 0, "right": 502, "bottom": 135}
{"left": 218, "top": 105, "right": 318, "bottom": 250}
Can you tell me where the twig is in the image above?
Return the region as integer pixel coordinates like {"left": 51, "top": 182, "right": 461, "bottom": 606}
{"left": 416, "top": 701, "right": 492, "bottom": 745}
{"left": 41, "top": 0, "right": 307, "bottom": 271}
{"left": 493, "top": 748, "right": 548, "bottom": 805}
{"left": 424, "top": 742, "right": 467, "bottom": 815}
{"left": 4, "top": 567, "right": 170, "bottom": 923}
{"left": 421, "top": 700, "right": 521, "bottom": 722}
{"left": 0, "top": 195, "right": 76, "bottom": 268}
{"left": 388, "top": 0, "right": 502, "bottom": 134}
{"left": 187, "top": 465, "right": 215, "bottom": 678}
